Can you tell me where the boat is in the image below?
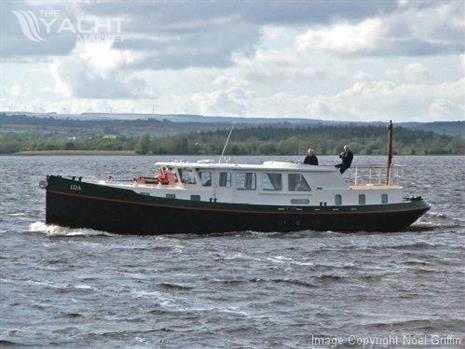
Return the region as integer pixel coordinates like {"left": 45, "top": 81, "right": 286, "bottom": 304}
{"left": 41, "top": 122, "right": 430, "bottom": 234}
{"left": 42, "top": 161, "right": 429, "bottom": 234}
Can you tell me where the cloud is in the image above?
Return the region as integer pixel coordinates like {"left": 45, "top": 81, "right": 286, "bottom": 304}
{"left": 296, "top": 19, "right": 385, "bottom": 55}
{"left": 80, "top": 1, "right": 400, "bottom": 26}
{"left": 308, "top": 78, "right": 465, "bottom": 121}
{"left": 50, "top": 42, "right": 153, "bottom": 99}
{"left": 78, "top": 0, "right": 401, "bottom": 70}
{"left": 403, "top": 63, "right": 430, "bottom": 83}
{"left": 2, "top": 0, "right": 464, "bottom": 122}
{"left": 428, "top": 99, "right": 464, "bottom": 120}
{"left": 7, "top": 83, "right": 22, "bottom": 97}
{"left": 183, "top": 78, "right": 465, "bottom": 122}
{"left": 113, "top": 17, "right": 260, "bottom": 70}
{"left": 295, "top": 1, "right": 465, "bottom": 57}
{"left": 3, "top": 0, "right": 461, "bottom": 65}
{"left": 191, "top": 88, "right": 248, "bottom": 115}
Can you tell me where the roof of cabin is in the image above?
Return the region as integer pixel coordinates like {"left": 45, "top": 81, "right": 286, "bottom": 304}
{"left": 154, "top": 160, "right": 339, "bottom": 172}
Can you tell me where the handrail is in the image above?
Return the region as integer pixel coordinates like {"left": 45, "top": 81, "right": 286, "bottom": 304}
{"left": 350, "top": 164, "right": 402, "bottom": 186}
{"left": 350, "top": 164, "right": 403, "bottom": 169}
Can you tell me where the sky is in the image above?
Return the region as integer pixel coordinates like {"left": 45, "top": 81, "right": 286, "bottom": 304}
{"left": 0, "top": 0, "right": 464, "bottom": 122}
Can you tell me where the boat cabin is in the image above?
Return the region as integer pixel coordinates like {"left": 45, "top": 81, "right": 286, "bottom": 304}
{"left": 103, "top": 160, "right": 403, "bottom": 207}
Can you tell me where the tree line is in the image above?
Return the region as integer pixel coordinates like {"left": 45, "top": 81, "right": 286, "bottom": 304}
{"left": 1, "top": 125, "right": 464, "bottom": 155}
{"left": 135, "top": 125, "right": 465, "bottom": 155}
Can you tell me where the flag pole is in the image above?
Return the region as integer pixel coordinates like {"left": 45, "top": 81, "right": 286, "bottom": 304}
{"left": 386, "top": 120, "right": 393, "bottom": 185}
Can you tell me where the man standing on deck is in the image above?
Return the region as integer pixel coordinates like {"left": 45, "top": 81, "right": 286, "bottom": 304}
{"left": 335, "top": 145, "right": 353, "bottom": 174}
{"left": 304, "top": 148, "right": 319, "bottom": 165}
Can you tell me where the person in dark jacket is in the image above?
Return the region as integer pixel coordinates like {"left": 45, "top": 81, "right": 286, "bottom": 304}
{"left": 335, "top": 145, "right": 353, "bottom": 174}
{"left": 304, "top": 148, "right": 318, "bottom": 165}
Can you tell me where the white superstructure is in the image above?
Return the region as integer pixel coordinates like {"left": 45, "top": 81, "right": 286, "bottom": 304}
{"left": 100, "top": 160, "right": 403, "bottom": 207}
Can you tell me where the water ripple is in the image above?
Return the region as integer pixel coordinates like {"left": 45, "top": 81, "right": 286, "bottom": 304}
{"left": 1, "top": 155, "right": 464, "bottom": 348}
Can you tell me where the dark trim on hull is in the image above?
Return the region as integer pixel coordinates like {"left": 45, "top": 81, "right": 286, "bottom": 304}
{"left": 45, "top": 176, "right": 430, "bottom": 235}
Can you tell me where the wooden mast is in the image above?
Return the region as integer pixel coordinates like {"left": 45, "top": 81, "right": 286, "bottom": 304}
{"left": 386, "top": 120, "right": 393, "bottom": 185}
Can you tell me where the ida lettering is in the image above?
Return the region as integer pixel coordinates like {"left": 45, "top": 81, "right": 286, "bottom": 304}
{"left": 70, "top": 184, "right": 82, "bottom": 191}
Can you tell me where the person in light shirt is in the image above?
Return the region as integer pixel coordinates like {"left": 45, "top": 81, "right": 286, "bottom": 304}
{"left": 165, "top": 167, "right": 177, "bottom": 185}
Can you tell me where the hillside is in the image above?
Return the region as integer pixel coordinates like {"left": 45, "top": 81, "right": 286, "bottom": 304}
{"left": 142, "top": 125, "right": 465, "bottom": 156}
{"left": 1, "top": 114, "right": 464, "bottom": 155}
{"left": 401, "top": 121, "right": 465, "bottom": 137}
{"left": 1, "top": 113, "right": 464, "bottom": 139}
{"left": 0, "top": 113, "right": 226, "bottom": 140}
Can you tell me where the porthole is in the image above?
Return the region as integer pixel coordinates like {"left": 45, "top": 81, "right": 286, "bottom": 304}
{"left": 381, "top": 193, "right": 388, "bottom": 204}
{"left": 359, "top": 194, "right": 366, "bottom": 205}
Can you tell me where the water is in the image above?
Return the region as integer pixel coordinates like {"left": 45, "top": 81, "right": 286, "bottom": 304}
{"left": 1, "top": 155, "right": 464, "bottom": 348}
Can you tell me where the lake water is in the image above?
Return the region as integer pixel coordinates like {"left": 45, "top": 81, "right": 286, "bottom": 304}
{"left": 1, "top": 155, "right": 464, "bottom": 348}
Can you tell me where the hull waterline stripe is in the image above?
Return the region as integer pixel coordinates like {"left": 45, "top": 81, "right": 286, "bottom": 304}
{"left": 46, "top": 189, "right": 429, "bottom": 216}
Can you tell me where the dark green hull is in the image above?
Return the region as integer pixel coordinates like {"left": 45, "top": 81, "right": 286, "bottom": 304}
{"left": 44, "top": 175, "right": 430, "bottom": 235}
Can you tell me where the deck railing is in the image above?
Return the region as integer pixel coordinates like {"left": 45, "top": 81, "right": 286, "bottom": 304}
{"left": 347, "top": 164, "right": 402, "bottom": 186}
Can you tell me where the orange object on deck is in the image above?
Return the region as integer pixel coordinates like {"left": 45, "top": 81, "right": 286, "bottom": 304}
{"left": 155, "top": 172, "right": 169, "bottom": 185}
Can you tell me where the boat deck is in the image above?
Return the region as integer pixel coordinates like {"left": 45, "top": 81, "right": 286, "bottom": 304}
{"left": 350, "top": 184, "right": 401, "bottom": 190}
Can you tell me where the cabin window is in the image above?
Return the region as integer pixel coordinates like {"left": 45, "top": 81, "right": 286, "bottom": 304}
{"left": 381, "top": 193, "right": 388, "bottom": 204}
{"left": 179, "top": 168, "right": 196, "bottom": 185}
{"left": 335, "top": 194, "right": 342, "bottom": 205}
{"left": 190, "top": 195, "right": 201, "bottom": 201}
{"left": 166, "top": 194, "right": 176, "bottom": 199}
{"left": 199, "top": 171, "right": 212, "bottom": 187}
{"left": 359, "top": 194, "right": 366, "bottom": 205}
{"left": 291, "top": 199, "right": 310, "bottom": 205}
{"left": 262, "top": 173, "right": 282, "bottom": 191}
{"left": 219, "top": 172, "right": 232, "bottom": 187}
{"left": 288, "top": 174, "right": 311, "bottom": 192}
{"left": 236, "top": 172, "right": 256, "bottom": 190}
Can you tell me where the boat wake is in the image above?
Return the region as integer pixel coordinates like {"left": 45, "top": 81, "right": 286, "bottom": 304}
{"left": 29, "top": 221, "right": 116, "bottom": 237}
{"left": 407, "top": 222, "right": 442, "bottom": 232}
{"left": 408, "top": 216, "right": 464, "bottom": 232}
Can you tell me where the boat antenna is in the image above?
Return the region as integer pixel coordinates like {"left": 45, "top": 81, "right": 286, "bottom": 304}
{"left": 219, "top": 122, "right": 235, "bottom": 163}
{"left": 386, "top": 120, "right": 393, "bottom": 185}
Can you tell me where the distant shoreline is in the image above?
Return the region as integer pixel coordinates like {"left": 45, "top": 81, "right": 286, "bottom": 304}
{"left": 8, "top": 151, "right": 465, "bottom": 156}
{"left": 2, "top": 115, "right": 464, "bottom": 155}
{"left": 14, "top": 150, "right": 137, "bottom": 156}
